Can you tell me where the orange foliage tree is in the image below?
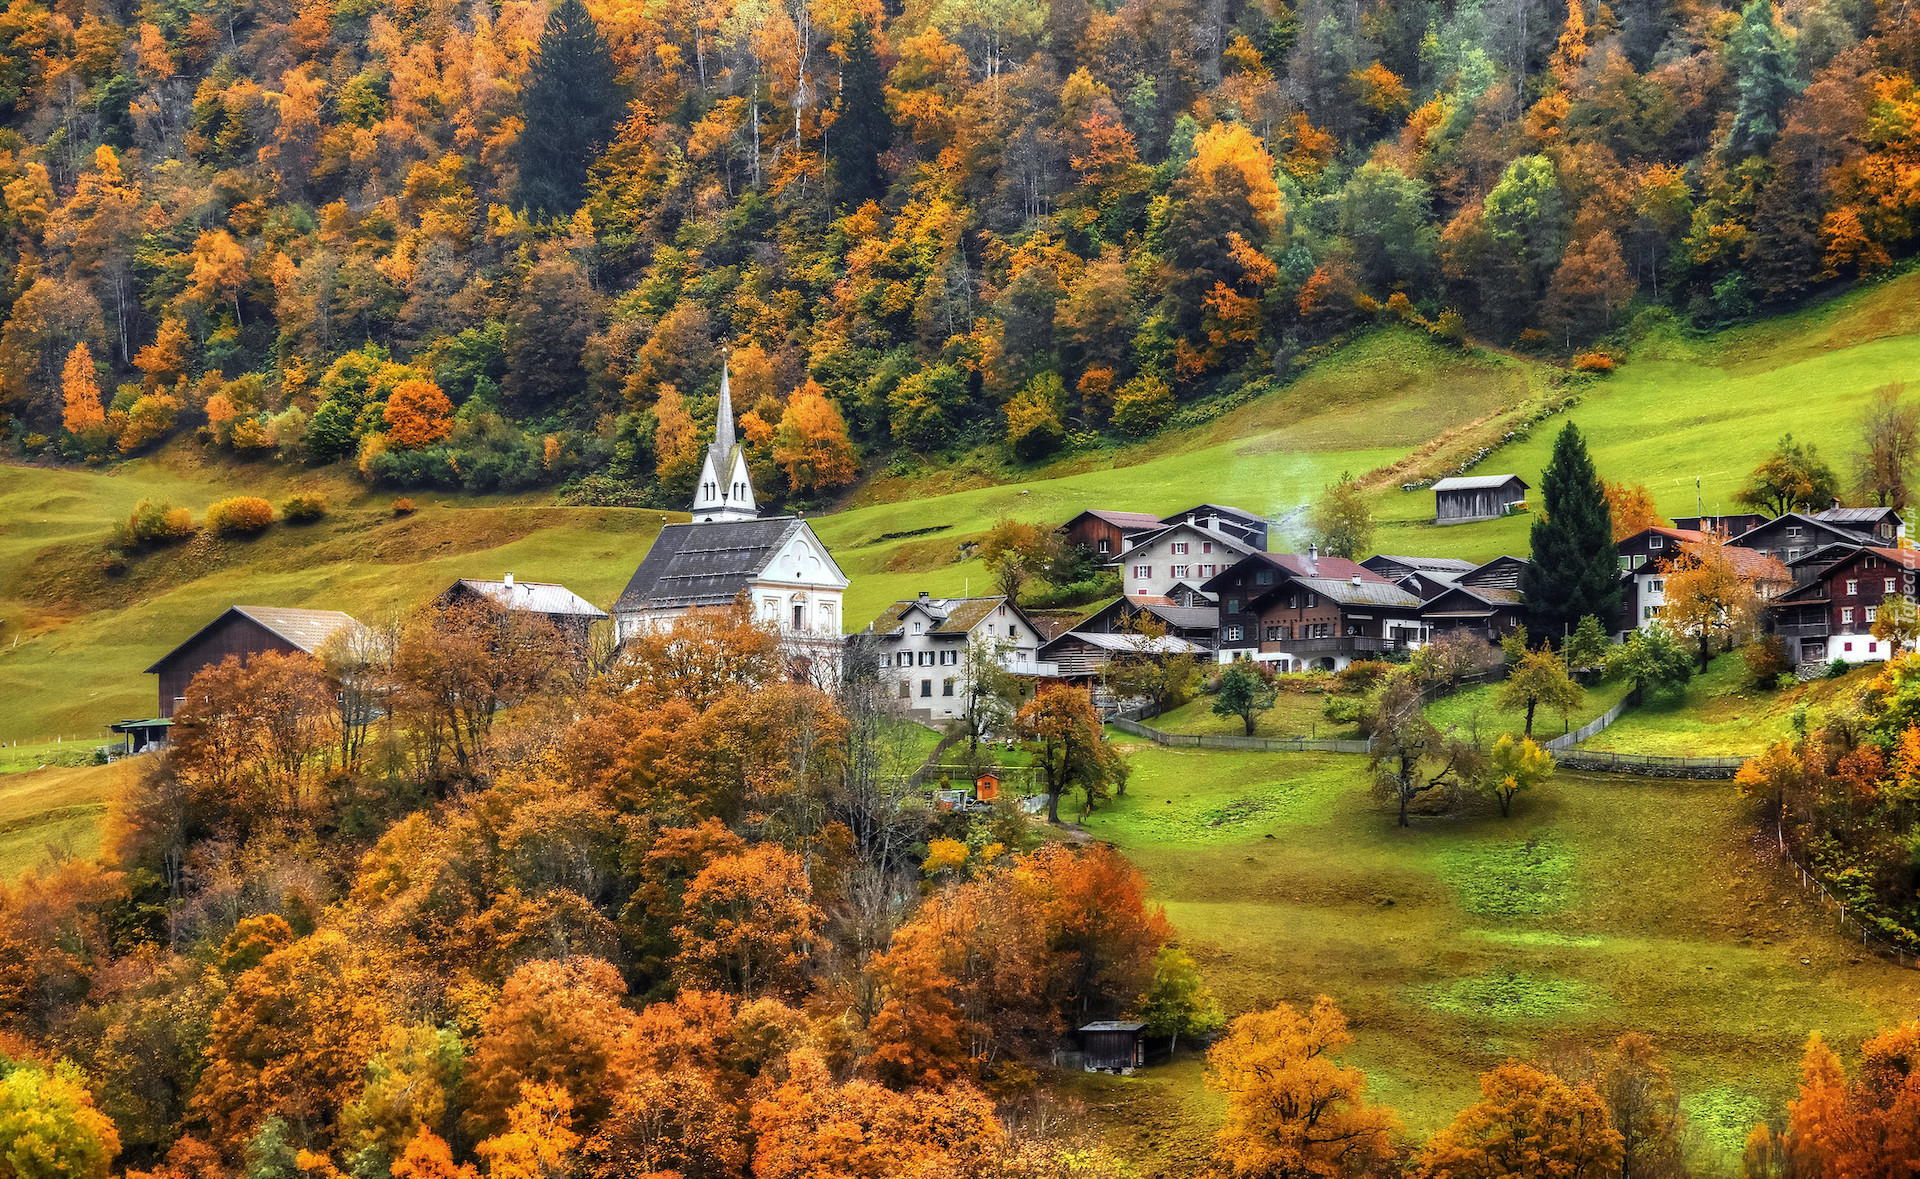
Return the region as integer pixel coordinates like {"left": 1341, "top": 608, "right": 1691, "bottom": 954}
{"left": 773, "top": 380, "right": 858, "bottom": 494}
{"left": 1414, "top": 1060, "right": 1622, "bottom": 1178}
{"left": 673, "top": 844, "right": 821, "bottom": 999}
{"left": 1602, "top": 479, "right": 1660, "bottom": 541}
{"left": 61, "top": 341, "right": 107, "bottom": 442}
{"left": 385, "top": 378, "right": 455, "bottom": 448}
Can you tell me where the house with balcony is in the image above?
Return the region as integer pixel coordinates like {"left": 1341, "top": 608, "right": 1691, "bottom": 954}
{"left": 1769, "top": 545, "right": 1920, "bottom": 665}
{"left": 1617, "top": 527, "right": 1791, "bottom": 638}
{"left": 864, "top": 592, "right": 1056, "bottom": 721}
{"left": 1202, "top": 548, "right": 1426, "bottom": 671}
{"left": 1728, "top": 512, "right": 1887, "bottom": 573}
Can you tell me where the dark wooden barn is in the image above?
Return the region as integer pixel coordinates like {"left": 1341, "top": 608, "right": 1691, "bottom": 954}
{"left": 146, "top": 605, "right": 361, "bottom": 718}
{"left": 1431, "top": 475, "right": 1528, "bottom": 524}
{"left": 1078, "top": 1021, "right": 1147, "bottom": 1072}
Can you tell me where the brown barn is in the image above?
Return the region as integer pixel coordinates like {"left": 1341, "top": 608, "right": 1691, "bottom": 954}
{"left": 1432, "top": 475, "right": 1528, "bottom": 524}
{"left": 1062, "top": 510, "right": 1166, "bottom": 559}
{"left": 146, "top": 605, "right": 360, "bottom": 718}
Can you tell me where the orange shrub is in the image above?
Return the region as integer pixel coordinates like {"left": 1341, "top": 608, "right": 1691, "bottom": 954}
{"left": 205, "top": 496, "right": 274, "bottom": 535}
{"left": 392, "top": 497, "right": 416, "bottom": 515}
{"left": 1572, "top": 351, "right": 1616, "bottom": 373}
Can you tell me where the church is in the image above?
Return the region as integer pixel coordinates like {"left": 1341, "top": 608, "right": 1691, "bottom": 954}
{"left": 610, "top": 359, "right": 849, "bottom": 673}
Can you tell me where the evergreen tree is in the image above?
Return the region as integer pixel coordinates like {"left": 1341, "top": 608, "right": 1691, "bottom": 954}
{"left": 828, "top": 20, "right": 892, "bottom": 205}
{"left": 1724, "top": 0, "right": 1796, "bottom": 160}
{"left": 1522, "top": 422, "right": 1621, "bottom": 643}
{"left": 512, "top": 0, "right": 625, "bottom": 218}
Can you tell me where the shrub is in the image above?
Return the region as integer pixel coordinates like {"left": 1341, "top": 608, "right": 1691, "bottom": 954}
{"left": 22, "top": 433, "right": 48, "bottom": 454}
{"left": 123, "top": 499, "right": 195, "bottom": 547}
{"left": 1571, "top": 351, "right": 1616, "bottom": 374}
{"left": 1335, "top": 659, "right": 1393, "bottom": 692}
{"left": 1827, "top": 658, "right": 1850, "bottom": 679}
{"left": 392, "top": 497, "right": 416, "bottom": 515}
{"left": 118, "top": 392, "right": 180, "bottom": 452}
{"left": 205, "top": 496, "right": 275, "bottom": 536}
{"left": 1744, "top": 634, "right": 1793, "bottom": 688}
{"left": 1111, "top": 374, "right": 1175, "bottom": 438}
{"left": 281, "top": 493, "right": 327, "bottom": 523}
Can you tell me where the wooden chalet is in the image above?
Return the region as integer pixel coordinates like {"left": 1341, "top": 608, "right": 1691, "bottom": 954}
{"left": 1770, "top": 545, "right": 1920, "bottom": 665}
{"left": 1729, "top": 512, "right": 1883, "bottom": 571}
{"left": 1360, "top": 554, "right": 1478, "bottom": 601}
{"left": 1062, "top": 510, "right": 1166, "bottom": 559}
{"left": 1202, "top": 549, "right": 1425, "bottom": 671}
{"left": 1671, "top": 513, "right": 1767, "bottom": 539}
{"left": 1158, "top": 503, "right": 1269, "bottom": 550}
{"left": 1431, "top": 475, "right": 1528, "bottom": 524}
{"left": 1069, "top": 594, "right": 1220, "bottom": 646}
{"left": 1419, "top": 556, "right": 1530, "bottom": 640}
{"left": 1617, "top": 527, "right": 1790, "bottom": 637}
{"left": 147, "top": 605, "right": 360, "bottom": 718}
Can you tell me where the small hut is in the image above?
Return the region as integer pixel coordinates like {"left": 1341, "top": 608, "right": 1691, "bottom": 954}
{"left": 1431, "top": 475, "right": 1528, "bottom": 524}
{"left": 1078, "top": 1021, "right": 1147, "bottom": 1073}
{"left": 975, "top": 770, "right": 1001, "bottom": 802}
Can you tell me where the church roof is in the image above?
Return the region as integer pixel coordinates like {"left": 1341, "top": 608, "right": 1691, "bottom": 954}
{"left": 612, "top": 517, "right": 808, "bottom": 613}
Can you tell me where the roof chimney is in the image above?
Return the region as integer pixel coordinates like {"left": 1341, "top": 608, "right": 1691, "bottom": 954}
{"left": 503, "top": 572, "right": 514, "bottom": 587}
{"left": 918, "top": 590, "right": 930, "bottom": 600}
{"left": 1306, "top": 543, "right": 1318, "bottom": 575}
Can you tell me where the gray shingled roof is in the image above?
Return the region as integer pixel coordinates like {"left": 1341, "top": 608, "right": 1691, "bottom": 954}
{"left": 147, "top": 606, "right": 361, "bottom": 672}
{"left": 1368, "top": 554, "right": 1479, "bottom": 573}
{"left": 1291, "top": 576, "right": 1423, "bottom": 608}
{"left": 612, "top": 518, "right": 804, "bottom": 613}
{"left": 867, "top": 596, "right": 1009, "bottom": 637}
{"left": 1044, "top": 631, "right": 1207, "bottom": 655}
{"left": 1431, "top": 474, "right": 1528, "bottom": 491}
{"left": 1813, "top": 507, "right": 1901, "bottom": 527}
{"left": 455, "top": 578, "right": 608, "bottom": 619}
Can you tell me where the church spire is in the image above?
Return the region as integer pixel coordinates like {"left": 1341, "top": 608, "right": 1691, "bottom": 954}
{"left": 714, "top": 353, "right": 736, "bottom": 454}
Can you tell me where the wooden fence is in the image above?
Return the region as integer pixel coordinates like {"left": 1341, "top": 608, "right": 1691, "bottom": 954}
{"left": 1109, "top": 717, "right": 1375, "bottom": 755}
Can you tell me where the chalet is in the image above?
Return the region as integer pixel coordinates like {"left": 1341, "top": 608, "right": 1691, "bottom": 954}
{"left": 1672, "top": 513, "right": 1767, "bottom": 538}
{"left": 1770, "top": 545, "right": 1920, "bottom": 665}
{"left": 1420, "top": 556, "right": 1530, "bottom": 640}
{"left": 1203, "top": 548, "right": 1425, "bottom": 671}
{"left": 1360, "top": 554, "right": 1478, "bottom": 601}
{"left": 1065, "top": 594, "right": 1220, "bottom": 646}
{"left": 1617, "top": 527, "right": 1791, "bottom": 637}
{"left": 440, "top": 574, "right": 608, "bottom": 645}
{"left": 1728, "top": 512, "right": 1878, "bottom": 571}
{"left": 863, "top": 593, "right": 1054, "bottom": 721}
{"left": 146, "top": 605, "right": 360, "bottom": 719}
{"left": 1157, "top": 504, "right": 1269, "bottom": 550}
{"left": 1062, "top": 510, "right": 1166, "bottom": 559}
{"left": 1812, "top": 505, "right": 1905, "bottom": 546}
{"left": 610, "top": 362, "right": 849, "bottom": 679}
{"left": 1119, "top": 520, "right": 1260, "bottom": 600}
{"left": 1431, "top": 475, "right": 1528, "bottom": 524}
{"left": 1038, "top": 630, "right": 1209, "bottom": 684}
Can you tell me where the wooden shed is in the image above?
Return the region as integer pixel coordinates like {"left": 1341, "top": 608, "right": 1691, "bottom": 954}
{"left": 975, "top": 771, "right": 1001, "bottom": 802}
{"left": 1078, "top": 1021, "right": 1147, "bottom": 1073}
{"left": 146, "top": 606, "right": 361, "bottom": 718}
{"left": 1431, "top": 475, "right": 1528, "bottom": 524}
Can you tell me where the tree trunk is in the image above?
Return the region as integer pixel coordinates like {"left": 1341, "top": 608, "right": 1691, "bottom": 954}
{"left": 1243, "top": 710, "right": 1255, "bottom": 737}
{"left": 1047, "top": 786, "right": 1061, "bottom": 825}
{"left": 1699, "top": 633, "right": 1711, "bottom": 672}
{"left": 1524, "top": 698, "right": 1536, "bottom": 736}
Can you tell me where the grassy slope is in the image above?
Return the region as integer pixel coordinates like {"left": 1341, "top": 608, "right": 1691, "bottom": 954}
{"left": 1427, "top": 675, "right": 1638, "bottom": 744}
{"left": 1149, "top": 690, "right": 1362, "bottom": 740}
{"left": 1581, "top": 655, "right": 1879, "bottom": 757}
{"left": 0, "top": 759, "right": 127, "bottom": 876}
{"left": 1072, "top": 739, "right": 1918, "bottom": 1170}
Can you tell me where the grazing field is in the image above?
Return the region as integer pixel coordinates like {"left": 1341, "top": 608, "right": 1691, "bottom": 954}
{"left": 1579, "top": 655, "right": 1880, "bottom": 757}
{"left": 0, "top": 759, "right": 127, "bottom": 878}
{"left": 1071, "top": 738, "right": 1918, "bottom": 1171}
{"left": 1148, "top": 689, "right": 1363, "bottom": 741}
{"left": 1426, "top": 674, "right": 1638, "bottom": 744}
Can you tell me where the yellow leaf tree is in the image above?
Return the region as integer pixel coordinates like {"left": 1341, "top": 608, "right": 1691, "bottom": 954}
{"left": 61, "top": 341, "right": 106, "bottom": 440}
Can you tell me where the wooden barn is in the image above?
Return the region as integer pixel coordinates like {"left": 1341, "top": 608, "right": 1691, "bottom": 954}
{"left": 147, "top": 605, "right": 361, "bottom": 718}
{"left": 1431, "top": 475, "right": 1528, "bottom": 524}
{"left": 1078, "top": 1021, "right": 1147, "bottom": 1072}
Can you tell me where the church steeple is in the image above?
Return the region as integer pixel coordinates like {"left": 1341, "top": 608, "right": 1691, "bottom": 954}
{"left": 690, "top": 354, "right": 758, "bottom": 523}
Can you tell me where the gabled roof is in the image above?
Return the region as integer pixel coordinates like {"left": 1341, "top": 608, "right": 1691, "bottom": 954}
{"left": 147, "top": 606, "right": 361, "bottom": 672}
{"left": 1041, "top": 631, "right": 1207, "bottom": 656}
{"left": 1431, "top": 474, "right": 1528, "bottom": 492}
{"left": 1080, "top": 594, "right": 1220, "bottom": 634}
{"left": 1633, "top": 526, "right": 1707, "bottom": 545}
{"left": 1459, "top": 555, "right": 1529, "bottom": 591}
{"left": 612, "top": 517, "right": 813, "bottom": 613}
{"left": 1720, "top": 547, "right": 1793, "bottom": 582}
{"left": 1289, "top": 576, "right": 1423, "bottom": 609}
{"left": 1131, "top": 520, "right": 1262, "bottom": 556}
{"left": 1068, "top": 509, "right": 1166, "bottom": 532}
{"left": 1161, "top": 503, "right": 1264, "bottom": 525}
{"left": 1200, "top": 550, "right": 1378, "bottom": 590}
{"left": 1813, "top": 506, "right": 1903, "bottom": 526}
{"left": 1200, "top": 552, "right": 1421, "bottom": 609}
{"left": 867, "top": 595, "right": 1013, "bottom": 637}
{"left": 451, "top": 578, "right": 608, "bottom": 619}
{"left": 1420, "top": 583, "right": 1523, "bottom": 616}
{"left": 1727, "top": 512, "right": 1870, "bottom": 547}
{"left": 1363, "top": 554, "right": 1479, "bottom": 575}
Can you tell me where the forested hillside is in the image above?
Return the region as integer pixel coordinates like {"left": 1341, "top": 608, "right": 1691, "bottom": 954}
{"left": 0, "top": 0, "right": 1917, "bottom": 506}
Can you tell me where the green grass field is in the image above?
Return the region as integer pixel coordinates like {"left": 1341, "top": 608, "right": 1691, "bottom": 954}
{"left": 1070, "top": 739, "right": 1919, "bottom": 1170}
{"left": 1427, "top": 674, "right": 1638, "bottom": 744}
{"left": 0, "top": 759, "right": 125, "bottom": 878}
{"left": 1149, "top": 689, "right": 1363, "bottom": 741}
{"left": 1579, "top": 653, "right": 1879, "bottom": 757}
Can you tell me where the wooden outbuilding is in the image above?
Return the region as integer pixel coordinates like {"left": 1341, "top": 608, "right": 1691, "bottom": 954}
{"left": 146, "top": 605, "right": 360, "bottom": 718}
{"left": 1431, "top": 475, "right": 1528, "bottom": 524}
{"left": 1078, "top": 1021, "right": 1147, "bottom": 1073}
{"left": 975, "top": 771, "right": 1001, "bottom": 802}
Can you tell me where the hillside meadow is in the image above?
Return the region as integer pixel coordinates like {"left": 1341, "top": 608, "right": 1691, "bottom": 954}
{"left": 1070, "top": 738, "right": 1920, "bottom": 1171}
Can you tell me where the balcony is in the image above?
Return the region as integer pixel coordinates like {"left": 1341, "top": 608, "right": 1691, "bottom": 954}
{"left": 1772, "top": 621, "right": 1831, "bottom": 639}
{"left": 1275, "top": 636, "right": 1402, "bottom": 657}
{"left": 998, "top": 655, "right": 1061, "bottom": 678}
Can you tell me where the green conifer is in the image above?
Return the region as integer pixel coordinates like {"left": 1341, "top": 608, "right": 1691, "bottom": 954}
{"left": 1522, "top": 422, "right": 1621, "bottom": 642}
{"left": 828, "top": 19, "right": 892, "bottom": 205}
{"left": 512, "top": 0, "right": 625, "bottom": 218}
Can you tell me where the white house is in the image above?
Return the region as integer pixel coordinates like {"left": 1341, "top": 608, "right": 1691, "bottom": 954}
{"left": 1118, "top": 520, "right": 1261, "bottom": 602}
{"left": 864, "top": 592, "right": 1055, "bottom": 721}
{"left": 610, "top": 361, "right": 848, "bottom": 678}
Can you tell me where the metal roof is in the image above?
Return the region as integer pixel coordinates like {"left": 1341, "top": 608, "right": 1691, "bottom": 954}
{"left": 146, "top": 606, "right": 362, "bottom": 673}
{"left": 1365, "top": 554, "right": 1479, "bottom": 574}
{"left": 1079, "top": 1021, "right": 1146, "bottom": 1032}
{"left": 1290, "top": 576, "right": 1423, "bottom": 608}
{"left": 1814, "top": 507, "right": 1903, "bottom": 526}
{"left": 1044, "top": 632, "right": 1207, "bottom": 655}
{"left": 1072, "top": 509, "right": 1166, "bottom": 531}
{"left": 1431, "top": 474, "right": 1528, "bottom": 492}
{"left": 454, "top": 578, "right": 608, "bottom": 618}
{"left": 612, "top": 517, "right": 840, "bottom": 613}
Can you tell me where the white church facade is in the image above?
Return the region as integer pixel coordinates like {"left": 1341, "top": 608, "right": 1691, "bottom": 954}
{"left": 610, "top": 359, "right": 849, "bottom": 676}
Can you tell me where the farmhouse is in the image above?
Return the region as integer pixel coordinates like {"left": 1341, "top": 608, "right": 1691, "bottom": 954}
{"left": 1062, "top": 510, "right": 1166, "bottom": 559}
{"left": 1360, "top": 554, "right": 1478, "bottom": 601}
{"left": 1617, "top": 527, "right": 1791, "bottom": 637}
{"left": 1204, "top": 548, "right": 1426, "bottom": 670}
{"left": 862, "top": 592, "right": 1054, "bottom": 721}
{"left": 1157, "top": 503, "right": 1269, "bottom": 550}
{"left": 1431, "top": 474, "right": 1527, "bottom": 524}
{"left": 610, "top": 374, "right": 848, "bottom": 678}
{"left": 1728, "top": 511, "right": 1884, "bottom": 569}
{"left": 439, "top": 574, "right": 608, "bottom": 647}
{"left": 1119, "top": 519, "right": 1260, "bottom": 600}
{"left": 1419, "top": 556, "right": 1530, "bottom": 640}
{"left": 146, "top": 605, "right": 360, "bottom": 718}
{"left": 1769, "top": 545, "right": 1920, "bottom": 665}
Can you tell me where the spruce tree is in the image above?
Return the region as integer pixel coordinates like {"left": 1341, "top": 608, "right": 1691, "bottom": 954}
{"left": 512, "top": 0, "right": 625, "bottom": 218}
{"left": 828, "top": 19, "right": 892, "bottom": 205}
{"left": 1724, "top": 0, "right": 1795, "bottom": 160}
{"left": 1522, "top": 422, "right": 1621, "bottom": 643}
